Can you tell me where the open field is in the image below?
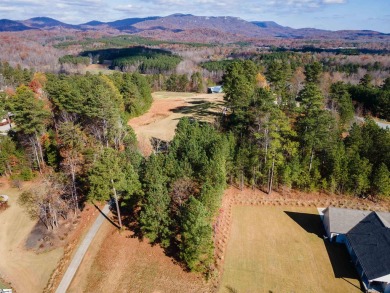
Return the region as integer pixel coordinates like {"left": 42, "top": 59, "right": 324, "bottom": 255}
{"left": 0, "top": 180, "right": 63, "bottom": 293}
{"left": 219, "top": 205, "right": 362, "bottom": 293}
{"left": 128, "top": 91, "right": 224, "bottom": 155}
{"left": 84, "top": 63, "right": 115, "bottom": 75}
{"left": 68, "top": 221, "right": 210, "bottom": 293}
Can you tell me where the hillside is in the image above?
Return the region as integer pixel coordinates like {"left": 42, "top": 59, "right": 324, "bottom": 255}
{"left": 133, "top": 14, "right": 273, "bottom": 38}
{"left": 0, "top": 14, "right": 389, "bottom": 43}
{"left": 21, "top": 17, "right": 78, "bottom": 29}
{"left": 0, "top": 19, "right": 33, "bottom": 32}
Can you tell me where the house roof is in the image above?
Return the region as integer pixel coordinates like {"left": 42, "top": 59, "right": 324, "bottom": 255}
{"left": 377, "top": 212, "right": 390, "bottom": 228}
{"left": 208, "top": 85, "right": 223, "bottom": 92}
{"left": 323, "top": 207, "right": 372, "bottom": 234}
{"left": 346, "top": 212, "right": 390, "bottom": 281}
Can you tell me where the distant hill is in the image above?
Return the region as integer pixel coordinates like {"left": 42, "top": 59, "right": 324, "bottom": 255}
{"left": 0, "top": 19, "right": 33, "bottom": 32}
{"left": 22, "top": 17, "right": 80, "bottom": 30}
{"left": 81, "top": 20, "right": 105, "bottom": 26}
{"left": 251, "top": 21, "right": 285, "bottom": 29}
{"left": 133, "top": 14, "right": 273, "bottom": 38}
{"left": 0, "top": 14, "right": 388, "bottom": 43}
{"left": 107, "top": 17, "right": 160, "bottom": 30}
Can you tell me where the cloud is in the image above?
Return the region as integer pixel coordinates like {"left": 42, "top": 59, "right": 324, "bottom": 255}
{"left": 113, "top": 4, "right": 135, "bottom": 12}
{"left": 322, "top": 0, "right": 346, "bottom": 3}
{"left": 59, "top": 0, "right": 102, "bottom": 7}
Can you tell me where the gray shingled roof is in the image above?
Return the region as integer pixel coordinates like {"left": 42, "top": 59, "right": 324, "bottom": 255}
{"left": 324, "top": 207, "right": 372, "bottom": 234}
{"left": 346, "top": 212, "right": 390, "bottom": 281}
{"left": 377, "top": 212, "right": 390, "bottom": 228}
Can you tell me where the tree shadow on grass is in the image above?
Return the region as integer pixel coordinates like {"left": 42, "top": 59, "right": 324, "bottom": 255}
{"left": 171, "top": 101, "right": 222, "bottom": 118}
{"left": 225, "top": 285, "right": 239, "bottom": 293}
{"left": 94, "top": 203, "right": 120, "bottom": 229}
{"left": 284, "top": 211, "right": 363, "bottom": 291}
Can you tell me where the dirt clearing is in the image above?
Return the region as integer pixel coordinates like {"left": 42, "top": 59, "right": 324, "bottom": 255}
{"left": 68, "top": 222, "right": 211, "bottom": 293}
{"left": 0, "top": 180, "right": 63, "bottom": 293}
{"left": 128, "top": 91, "right": 224, "bottom": 155}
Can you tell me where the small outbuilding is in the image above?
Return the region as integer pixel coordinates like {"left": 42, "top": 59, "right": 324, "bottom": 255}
{"left": 207, "top": 85, "right": 223, "bottom": 94}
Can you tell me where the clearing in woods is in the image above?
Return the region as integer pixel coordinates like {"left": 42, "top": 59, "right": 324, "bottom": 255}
{"left": 128, "top": 91, "right": 224, "bottom": 155}
{"left": 219, "top": 206, "right": 362, "bottom": 293}
{"left": 66, "top": 91, "right": 225, "bottom": 293}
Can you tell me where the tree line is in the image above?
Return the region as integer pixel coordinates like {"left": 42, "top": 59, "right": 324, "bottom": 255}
{"left": 222, "top": 60, "right": 390, "bottom": 197}
{"left": 0, "top": 70, "right": 151, "bottom": 229}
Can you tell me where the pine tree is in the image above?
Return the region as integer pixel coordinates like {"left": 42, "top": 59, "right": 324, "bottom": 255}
{"left": 180, "top": 196, "right": 213, "bottom": 273}
{"left": 139, "top": 155, "right": 171, "bottom": 247}
{"left": 10, "top": 85, "right": 51, "bottom": 172}
{"left": 88, "top": 148, "right": 129, "bottom": 228}
{"left": 373, "top": 163, "right": 390, "bottom": 197}
{"left": 330, "top": 82, "right": 354, "bottom": 127}
{"left": 304, "top": 62, "right": 322, "bottom": 84}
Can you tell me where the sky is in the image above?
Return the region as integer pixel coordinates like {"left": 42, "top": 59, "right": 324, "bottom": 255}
{"left": 0, "top": 0, "right": 389, "bottom": 33}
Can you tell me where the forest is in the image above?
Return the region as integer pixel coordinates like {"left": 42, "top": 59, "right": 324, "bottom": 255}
{"left": 0, "top": 46, "right": 389, "bottom": 276}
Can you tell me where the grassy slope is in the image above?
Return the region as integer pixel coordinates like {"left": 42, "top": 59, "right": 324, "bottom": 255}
{"left": 220, "top": 206, "right": 362, "bottom": 293}
{"left": 68, "top": 222, "right": 210, "bottom": 293}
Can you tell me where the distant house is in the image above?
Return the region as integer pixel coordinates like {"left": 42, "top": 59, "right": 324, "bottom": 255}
{"left": 321, "top": 207, "right": 390, "bottom": 293}
{"left": 0, "top": 113, "right": 12, "bottom": 135}
{"left": 207, "top": 85, "right": 223, "bottom": 94}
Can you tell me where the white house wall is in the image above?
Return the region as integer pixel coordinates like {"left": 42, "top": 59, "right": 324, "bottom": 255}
{"left": 372, "top": 274, "right": 390, "bottom": 283}
{"left": 323, "top": 210, "right": 331, "bottom": 238}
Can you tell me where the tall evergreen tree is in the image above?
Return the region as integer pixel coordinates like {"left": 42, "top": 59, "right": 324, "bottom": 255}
{"left": 10, "top": 85, "right": 51, "bottom": 172}
{"left": 139, "top": 155, "right": 171, "bottom": 247}
{"left": 180, "top": 196, "right": 213, "bottom": 273}
{"left": 373, "top": 163, "right": 390, "bottom": 197}
{"left": 330, "top": 82, "right": 354, "bottom": 127}
{"left": 304, "top": 62, "right": 322, "bottom": 84}
{"left": 88, "top": 148, "right": 135, "bottom": 228}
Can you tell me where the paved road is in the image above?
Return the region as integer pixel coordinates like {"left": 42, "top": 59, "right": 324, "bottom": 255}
{"left": 355, "top": 116, "right": 389, "bottom": 129}
{"left": 55, "top": 204, "right": 110, "bottom": 293}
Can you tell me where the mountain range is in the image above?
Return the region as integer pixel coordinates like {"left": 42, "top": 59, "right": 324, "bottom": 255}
{"left": 0, "top": 14, "right": 389, "bottom": 42}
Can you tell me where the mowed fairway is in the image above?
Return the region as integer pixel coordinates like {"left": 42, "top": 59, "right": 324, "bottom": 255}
{"left": 220, "top": 206, "right": 362, "bottom": 293}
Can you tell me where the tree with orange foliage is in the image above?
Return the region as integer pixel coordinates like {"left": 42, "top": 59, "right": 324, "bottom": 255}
{"left": 255, "top": 72, "right": 269, "bottom": 89}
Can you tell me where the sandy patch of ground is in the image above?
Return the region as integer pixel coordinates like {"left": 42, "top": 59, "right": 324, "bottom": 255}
{"left": 0, "top": 177, "right": 106, "bottom": 293}
{"left": 128, "top": 91, "right": 224, "bottom": 155}
{"left": 68, "top": 222, "right": 211, "bottom": 293}
{"left": 0, "top": 179, "right": 63, "bottom": 293}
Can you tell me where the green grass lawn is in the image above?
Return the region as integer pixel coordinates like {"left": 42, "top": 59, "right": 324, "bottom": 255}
{"left": 219, "top": 206, "right": 362, "bottom": 293}
{"left": 152, "top": 91, "right": 197, "bottom": 99}
{"left": 0, "top": 280, "right": 8, "bottom": 289}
